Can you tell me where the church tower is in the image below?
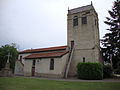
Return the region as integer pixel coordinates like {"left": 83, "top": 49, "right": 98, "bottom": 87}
{"left": 67, "top": 4, "right": 100, "bottom": 76}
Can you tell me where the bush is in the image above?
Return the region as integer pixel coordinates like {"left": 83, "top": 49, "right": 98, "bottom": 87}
{"left": 103, "top": 64, "right": 113, "bottom": 78}
{"left": 77, "top": 62, "right": 103, "bottom": 80}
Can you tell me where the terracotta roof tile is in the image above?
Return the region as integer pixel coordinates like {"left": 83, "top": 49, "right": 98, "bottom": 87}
{"left": 24, "top": 51, "right": 68, "bottom": 59}
{"left": 20, "top": 45, "right": 67, "bottom": 54}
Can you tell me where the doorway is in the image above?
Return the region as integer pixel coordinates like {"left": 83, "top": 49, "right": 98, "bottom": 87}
{"left": 31, "top": 60, "right": 36, "bottom": 76}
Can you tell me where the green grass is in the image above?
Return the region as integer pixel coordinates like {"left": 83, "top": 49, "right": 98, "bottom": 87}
{"left": 0, "top": 77, "right": 120, "bottom": 90}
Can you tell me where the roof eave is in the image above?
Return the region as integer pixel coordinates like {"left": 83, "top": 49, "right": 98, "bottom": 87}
{"left": 24, "top": 51, "right": 68, "bottom": 60}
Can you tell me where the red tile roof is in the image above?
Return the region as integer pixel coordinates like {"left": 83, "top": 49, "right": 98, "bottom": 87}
{"left": 19, "top": 45, "right": 67, "bottom": 54}
{"left": 24, "top": 51, "right": 68, "bottom": 59}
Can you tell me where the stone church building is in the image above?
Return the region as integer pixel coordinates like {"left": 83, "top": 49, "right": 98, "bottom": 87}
{"left": 15, "top": 4, "right": 101, "bottom": 78}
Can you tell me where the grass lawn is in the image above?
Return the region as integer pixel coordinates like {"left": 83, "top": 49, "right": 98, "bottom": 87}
{"left": 0, "top": 77, "right": 120, "bottom": 90}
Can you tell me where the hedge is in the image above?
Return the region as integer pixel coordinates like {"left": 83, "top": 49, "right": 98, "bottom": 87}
{"left": 77, "top": 62, "right": 103, "bottom": 80}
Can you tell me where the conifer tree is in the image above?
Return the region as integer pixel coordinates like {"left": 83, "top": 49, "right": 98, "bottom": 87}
{"left": 102, "top": 0, "right": 120, "bottom": 68}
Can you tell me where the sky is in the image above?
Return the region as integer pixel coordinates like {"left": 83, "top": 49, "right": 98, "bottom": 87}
{"left": 0, "top": 0, "right": 114, "bottom": 50}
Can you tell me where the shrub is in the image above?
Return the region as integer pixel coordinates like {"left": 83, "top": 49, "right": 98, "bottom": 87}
{"left": 103, "top": 64, "right": 113, "bottom": 78}
{"left": 77, "top": 62, "right": 103, "bottom": 80}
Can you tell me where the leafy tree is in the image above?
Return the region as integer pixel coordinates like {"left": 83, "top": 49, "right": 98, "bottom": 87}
{"left": 0, "top": 43, "right": 18, "bottom": 73}
{"left": 102, "top": 0, "right": 120, "bottom": 69}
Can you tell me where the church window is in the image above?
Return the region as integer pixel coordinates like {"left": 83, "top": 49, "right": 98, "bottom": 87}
{"left": 82, "top": 16, "right": 87, "bottom": 24}
{"left": 73, "top": 16, "right": 78, "bottom": 26}
{"left": 50, "top": 58, "right": 54, "bottom": 70}
{"left": 83, "top": 57, "right": 85, "bottom": 62}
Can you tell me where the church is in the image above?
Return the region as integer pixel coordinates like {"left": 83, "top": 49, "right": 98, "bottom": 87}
{"left": 15, "top": 3, "right": 102, "bottom": 78}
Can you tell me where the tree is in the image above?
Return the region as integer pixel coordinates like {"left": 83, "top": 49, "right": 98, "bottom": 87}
{"left": 0, "top": 43, "right": 18, "bottom": 73}
{"left": 102, "top": 0, "right": 120, "bottom": 69}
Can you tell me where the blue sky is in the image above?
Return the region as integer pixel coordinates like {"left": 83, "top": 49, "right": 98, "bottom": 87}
{"left": 0, "top": 0, "right": 114, "bottom": 50}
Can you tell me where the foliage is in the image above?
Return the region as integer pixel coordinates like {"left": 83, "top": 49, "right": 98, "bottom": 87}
{"left": 0, "top": 77, "right": 120, "bottom": 90}
{"left": 103, "top": 64, "right": 113, "bottom": 78}
{"left": 77, "top": 62, "right": 103, "bottom": 80}
{"left": 114, "top": 67, "right": 120, "bottom": 74}
{"left": 0, "top": 43, "right": 18, "bottom": 72}
{"left": 114, "top": 61, "right": 120, "bottom": 74}
{"left": 101, "top": 0, "right": 120, "bottom": 69}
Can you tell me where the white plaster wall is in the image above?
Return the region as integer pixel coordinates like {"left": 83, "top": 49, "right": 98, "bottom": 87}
{"left": 35, "top": 54, "right": 68, "bottom": 75}
{"left": 61, "top": 53, "right": 69, "bottom": 75}
{"left": 24, "top": 60, "right": 32, "bottom": 76}
{"left": 36, "top": 58, "right": 61, "bottom": 74}
{"left": 14, "top": 61, "right": 24, "bottom": 75}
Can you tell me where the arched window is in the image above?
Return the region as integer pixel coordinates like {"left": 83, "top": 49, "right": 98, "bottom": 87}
{"left": 50, "top": 58, "right": 54, "bottom": 70}
{"left": 73, "top": 16, "right": 78, "bottom": 26}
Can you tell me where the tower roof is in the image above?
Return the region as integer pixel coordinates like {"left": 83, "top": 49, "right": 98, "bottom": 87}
{"left": 68, "top": 5, "right": 95, "bottom": 14}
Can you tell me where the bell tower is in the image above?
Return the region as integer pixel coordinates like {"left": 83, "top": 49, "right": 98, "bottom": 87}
{"left": 67, "top": 4, "right": 100, "bottom": 76}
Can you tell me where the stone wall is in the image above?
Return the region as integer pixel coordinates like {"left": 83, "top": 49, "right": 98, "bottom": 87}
{"left": 67, "top": 5, "right": 100, "bottom": 76}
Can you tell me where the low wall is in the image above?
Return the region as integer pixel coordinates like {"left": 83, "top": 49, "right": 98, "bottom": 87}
{"left": 0, "top": 69, "right": 13, "bottom": 77}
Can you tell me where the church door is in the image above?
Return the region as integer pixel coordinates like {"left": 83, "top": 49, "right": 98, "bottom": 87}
{"left": 32, "top": 60, "right": 36, "bottom": 76}
{"left": 71, "top": 40, "right": 74, "bottom": 49}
